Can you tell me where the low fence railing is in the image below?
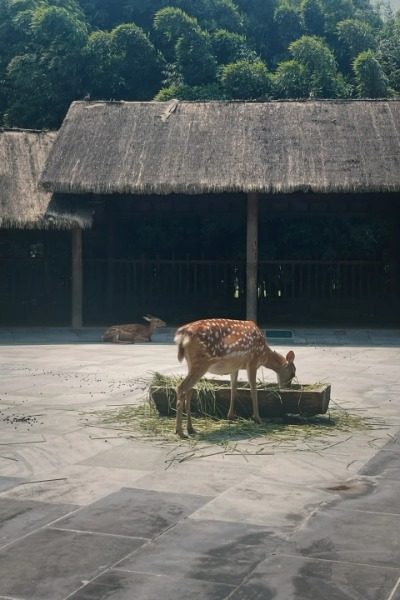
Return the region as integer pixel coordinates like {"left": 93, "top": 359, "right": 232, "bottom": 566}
{"left": 83, "top": 258, "right": 391, "bottom": 324}
{"left": 0, "top": 257, "right": 393, "bottom": 324}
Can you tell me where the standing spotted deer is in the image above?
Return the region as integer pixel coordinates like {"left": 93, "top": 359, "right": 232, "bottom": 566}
{"left": 102, "top": 315, "right": 166, "bottom": 343}
{"left": 174, "top": 318, "right": 296, "bottom": 438}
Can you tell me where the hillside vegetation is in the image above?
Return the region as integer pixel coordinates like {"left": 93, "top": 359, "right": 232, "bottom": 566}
{"left": 0, "top": 0, "right": 399, "bottom": 128}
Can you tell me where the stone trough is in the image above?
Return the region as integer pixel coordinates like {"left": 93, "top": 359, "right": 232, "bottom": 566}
{"left": 150, "top": 380, "right": 331, "bottom": 419}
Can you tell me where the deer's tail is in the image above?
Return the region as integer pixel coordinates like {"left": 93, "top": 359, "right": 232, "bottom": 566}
{"left": 174, "top": 331, "right": 190, "bottom": 362}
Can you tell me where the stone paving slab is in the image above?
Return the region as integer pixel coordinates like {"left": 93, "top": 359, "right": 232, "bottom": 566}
{"left": 390, "top": 583, "right": 400, "bottom": 600}
{"left": 56, "top": 487, "right": 211, "bottom": 539}
{"left": 1, "top": 464, "right": 150, "bottom": 506}
{"left": 0, "top": 527, "right": 146, "bottom": 600}
{"left": 0, "top": 497, "right": 76, "bottom": 546}
{"left": 335, "top": 478, "right": 400, "bottom": 514}
{"left": 228, "top": 555, "right": 399, "bottom": 600}
{"left": 67, "top": 570, "right": 235, "bottom": 600}
{"left": 131, "top": 458, "right": 260, "bottom": 497}
{"left": 117, "top": 519, "right": 279, "bottom": 586}
{"left": 190, "top": 474, "right": 333, "bottom": 531}
{"left": 361, "top": 439, "right": 400, "bottom": 481}
{"left": 80, "top": 441, "right": 169, "bottom": 471}
{"left": 286, "top": 506, "right": 400, "bottom": 569}
{"left": 0, "top": 475, "right": 22, "bottom": 492}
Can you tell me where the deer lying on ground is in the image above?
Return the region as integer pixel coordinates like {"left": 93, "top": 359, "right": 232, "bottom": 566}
{"left": 102, "top": 315, "right": 166, "bottom": 343}
{"left": 174, "top": 318, "right": 296, "bottom": 438}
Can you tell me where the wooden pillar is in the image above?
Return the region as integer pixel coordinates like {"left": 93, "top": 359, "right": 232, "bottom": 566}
{"left": 246, "top": 193, "right": 259, "bottom": 322}
{"left": 106, "top": 203, "right": 115, "bottom": 320}
{"left": 71, "top": 227, "right": 83, "bottom": 329}
{"left": 389, "top": 206, "right": 400, "bottom": 299}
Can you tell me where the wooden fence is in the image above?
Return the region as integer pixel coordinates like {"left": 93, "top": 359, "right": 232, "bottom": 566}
{"left": 0, "top": 256, "right": 70, "bottom": 325}
{"left": 0, "top": 256, "right": 394, "bottom": 325}
{"left": 83, "top": 258, "right": 392, "bottom": 325}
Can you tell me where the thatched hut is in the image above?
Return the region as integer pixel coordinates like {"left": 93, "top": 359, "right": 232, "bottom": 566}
{"left": 0, "top": 129, "right": 92, "bottom": 326}
{"left": 39, "top": 99, "right": 400, "bottom": 327}
{"left": 0, "top": 129, "right": 92, "bottom": 230}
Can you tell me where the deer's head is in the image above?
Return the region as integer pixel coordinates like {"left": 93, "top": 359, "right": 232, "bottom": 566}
{"left": 143, "top": 315, "right": 167, "bottom": 328}
{"left": 268, "top": 350, "right": 296, "bottom": 388}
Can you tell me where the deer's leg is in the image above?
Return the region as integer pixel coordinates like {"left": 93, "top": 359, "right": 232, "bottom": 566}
{"left": 227, "top": 370, "right": 239, "bottom": 420}
{"left": 175, "top": 385, "right": 186, "bottom": 438}
{"left": 185, "top": 389, "right": 196, "bottom": 435}
{"left": 247, "top": 364, "right": 262, "bottom": 424}
{"left": 176, "top": 368, "right": 207, "bottom": 438}
{"left": 113, "top": 331, "right": 134, "bottom": 344}
{"left": 114, "top": 333, "right": 130, "bottom": 344}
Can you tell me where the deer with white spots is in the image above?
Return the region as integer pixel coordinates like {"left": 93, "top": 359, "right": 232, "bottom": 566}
{"left": 174, "top": 318, "right": 296, "bottom": 438}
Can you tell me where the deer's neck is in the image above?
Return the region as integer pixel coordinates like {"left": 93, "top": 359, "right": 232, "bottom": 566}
{"left": 262, "top": 346, "right": 286, "bottom": 372}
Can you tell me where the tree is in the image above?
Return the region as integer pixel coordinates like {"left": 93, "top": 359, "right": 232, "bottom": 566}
{"left": 336, "top": 18, "right": 376, "bottom": 71}
{"left": 273, "top": 1, "right": 304, "bottom": 54}
{"left": 84, "top": 22, "right": 164, "bottom": 101}
{"left": 211, "top": 29, "right": 247, "bottom": 64}
{"left": 174, "top": 0, "right": 243, "bottom": 32}
{"left": 83, "top": 30, "right": 114, "bottom": 99}
{"left": 301, "top": 0, "right": 326, "bottom": 36}
{"left": 79, "top": 0, "right": 137, "bottom": 29}
{"left": 154, "top": 82, "right": 223, "bottom": 101}
{"left": 220, "top": 59, "right": 272, "bottom": 99}
{"left": 0, "top": 0, "right": 48, "bottom": 122}
{"left": 5, "top": 54, "right": 48, "bottom": 127}
{"left": 319, "top": 0, "right": 356, "bottom": 35}
{"left": 154, "top": 8, "right": 216, "bottom": 87}
{"left": 31, "top": 5, "right": 87, "bottom": 50}
{"left": 5, "top": 5, "right": 88, "bottom": 128}
{"left": 377, "top": 13, "right": 400, "bottom": 94}
{"left": 353, "top": 0, "right": 382, "bottom": 29}
{"left": 273, "top": 59, "right": 309, "bottom": 98}
{"left": 234, "top": 0, "right": 278, "bottom": 60}
{"left": 0, "top": 1, "right": 18, "bottom": 123}
{"left": 153, "top": 7, "right": 199, "bottom": 43}
{"left": 108, "top": 24, "right": 164, "bottom": 99}
{"left": 353, "top": 49, "right": 388, "bottom": 97}
{"left": 175, "top": 28, "right": 217, "bottom": 85}
{"left": 288, "top": 35, "right": 348, "bottom": 97}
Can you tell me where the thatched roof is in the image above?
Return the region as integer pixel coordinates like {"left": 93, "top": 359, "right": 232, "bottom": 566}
{"left": 40, "top": 100, "right": 400, "bottom": 196}
{"left": 0, "top": 129, "right": 92, "bottom": 229}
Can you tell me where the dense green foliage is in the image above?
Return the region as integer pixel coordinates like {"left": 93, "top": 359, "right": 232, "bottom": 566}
{"left": 0, "top": 0, "right": 399, "bottom": 128}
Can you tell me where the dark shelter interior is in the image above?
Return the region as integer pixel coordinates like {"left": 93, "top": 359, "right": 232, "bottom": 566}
{"left": 1, "top": 191, "right": 398, "bottom": 327}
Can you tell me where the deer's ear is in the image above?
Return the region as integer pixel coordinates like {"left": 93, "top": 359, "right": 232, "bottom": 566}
{"left": 143, "top": 315, "right": 151, "bottom": 322}
{"left": 286, "top": 350, "right": 295, "bottom": 363}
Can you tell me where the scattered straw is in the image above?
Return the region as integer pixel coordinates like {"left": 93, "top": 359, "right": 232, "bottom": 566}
{"left": 98, "top": 398, "right": 373, "bottom": 445}
{"left": 92, "top": 373, "right": 388, "bottom": 465}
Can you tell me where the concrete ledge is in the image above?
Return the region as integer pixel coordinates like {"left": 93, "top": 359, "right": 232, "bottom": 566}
{"left": 0, "top": 326, "right": 399, "bottom": 346}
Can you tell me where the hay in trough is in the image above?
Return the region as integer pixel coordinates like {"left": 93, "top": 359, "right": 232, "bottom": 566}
{"left": 149, "top": 372, "right": 331, "bottom": 418}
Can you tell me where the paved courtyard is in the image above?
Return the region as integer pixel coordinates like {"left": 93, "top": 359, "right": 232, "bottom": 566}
{"left": 0, "top": 328, "right": 400, "bottom": 599}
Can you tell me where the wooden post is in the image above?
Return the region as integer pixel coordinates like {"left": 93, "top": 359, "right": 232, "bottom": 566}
{"left": 388, "top": 206, "right": 400, "bottom": 304}
{"left": 71, "top": 227, "right": 83, "bottom": 328}
{"left": 246, "top": 193, "right": 258, "bottom": 322}
{"left": 106, "top": 203, "right": 115, "bottom": 320}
